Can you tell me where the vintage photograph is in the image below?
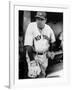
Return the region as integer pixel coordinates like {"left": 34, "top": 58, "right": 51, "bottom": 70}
{"left": 19, "top": 10, "right": 63, "bottom": 79}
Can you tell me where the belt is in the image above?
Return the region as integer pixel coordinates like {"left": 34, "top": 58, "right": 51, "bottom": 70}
{"left": 37, "top": 52, "right": 44, "bottom": 55}
{"left": 36, "top": 51, "right": 47, "bottom": 55}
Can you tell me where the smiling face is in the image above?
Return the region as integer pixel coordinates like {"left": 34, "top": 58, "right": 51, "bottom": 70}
{"left": 36, "top": 17, "right": 46, "bottom": 29}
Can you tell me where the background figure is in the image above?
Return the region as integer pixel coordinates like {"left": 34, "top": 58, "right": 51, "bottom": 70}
{"left": 46, "top": 31, "right": 63, "bottom": 76}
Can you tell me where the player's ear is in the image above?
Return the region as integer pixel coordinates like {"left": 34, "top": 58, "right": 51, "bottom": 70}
{"left": 45, "top": 18, "right": 47, "bottom": 23}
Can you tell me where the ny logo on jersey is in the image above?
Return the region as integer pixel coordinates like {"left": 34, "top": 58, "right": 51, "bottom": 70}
{"left": 35, "top": 35, "right": 41, "bottom": 41}
{"left": 43, "top": 35, "right": 49, "bottom": 40}
{"left": 35, "top": 35, "right": 49, "bottom": 41}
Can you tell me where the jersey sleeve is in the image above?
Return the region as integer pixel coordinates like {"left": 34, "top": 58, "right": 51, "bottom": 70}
{"left": 24, "top": 23, "right": 33, "bottom": 46}
{"left": 50, "top": 27, "right": 56, "bottom": 43}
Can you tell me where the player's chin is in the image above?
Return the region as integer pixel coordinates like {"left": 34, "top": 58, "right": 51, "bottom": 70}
{"left": 38, "top": 24, "right": 44, "bottom": 29}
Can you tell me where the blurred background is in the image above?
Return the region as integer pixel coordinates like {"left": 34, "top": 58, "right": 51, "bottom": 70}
{"left": 19, "top": 10, "right": 63, "bottom": 79}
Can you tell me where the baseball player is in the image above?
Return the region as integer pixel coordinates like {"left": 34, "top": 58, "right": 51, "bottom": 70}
{"left": 24, "top": 11, "right": 55, "bottom": 78}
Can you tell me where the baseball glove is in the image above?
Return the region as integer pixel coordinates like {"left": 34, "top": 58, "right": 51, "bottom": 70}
{"left": 28, "top": 60, "right": 41, "bottom": 78}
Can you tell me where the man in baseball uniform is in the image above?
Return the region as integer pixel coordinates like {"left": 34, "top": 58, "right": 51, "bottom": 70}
{"left": 24, "top": 11, "right": 55, "bottom": 78}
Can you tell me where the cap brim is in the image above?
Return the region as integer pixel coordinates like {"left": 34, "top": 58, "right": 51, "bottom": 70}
{"left": 35, "top": 15, "right": 45, "bottom": 20}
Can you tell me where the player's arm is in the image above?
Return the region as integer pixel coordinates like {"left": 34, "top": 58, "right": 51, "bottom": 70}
{"left": 47, "top": 27, "right": 56, "bottom": 59}
{"left": 24, "top": 23, "right": 41, "bottom": 78}
{"left": 24, "top": 23, "right": 34, "bottom": 61}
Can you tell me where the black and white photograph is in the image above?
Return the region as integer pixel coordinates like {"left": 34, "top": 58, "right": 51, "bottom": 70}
{"left": 19, "top": 10, "right": 63, "bottom": 79}
{"left": 0, "top": 0, "right": 71, "bottom": 89}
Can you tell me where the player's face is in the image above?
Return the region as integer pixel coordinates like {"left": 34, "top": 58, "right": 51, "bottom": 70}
{"left": 36, "top": 18, "right": 46, "bottom": 29}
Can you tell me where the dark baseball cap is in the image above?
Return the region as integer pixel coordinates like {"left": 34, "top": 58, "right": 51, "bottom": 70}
{"left": 35, "top": 11, "right": 46, "bottom": 20}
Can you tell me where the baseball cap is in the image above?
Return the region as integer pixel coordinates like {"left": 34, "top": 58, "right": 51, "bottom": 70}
{"left": 35, "top": 11, "right": 46, "bottom": 20}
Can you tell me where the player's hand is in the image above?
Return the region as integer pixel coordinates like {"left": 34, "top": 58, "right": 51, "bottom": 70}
{"left": 50, "top": 52, "right": 55, "bottom": 59}
{"left": 48, "top": 51, "right": 55, "bottom": 59}
{"left": 47, "top": 52, "right": 52, "bottom": 58}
